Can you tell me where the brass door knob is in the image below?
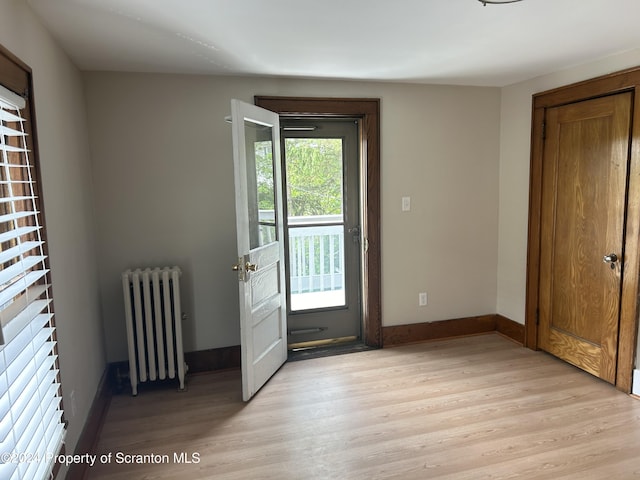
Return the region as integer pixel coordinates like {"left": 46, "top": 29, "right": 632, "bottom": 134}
{"left": 245, "top": 262, "right": 258, "bottom": 272}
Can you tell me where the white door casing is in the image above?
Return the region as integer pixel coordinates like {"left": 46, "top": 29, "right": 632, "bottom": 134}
{"left": 230, "top": 99, "right": 287, "bottom": 401}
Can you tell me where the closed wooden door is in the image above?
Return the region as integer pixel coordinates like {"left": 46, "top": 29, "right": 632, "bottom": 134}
{"left": 539, "top": 92, "right": 632, "bottom": 384}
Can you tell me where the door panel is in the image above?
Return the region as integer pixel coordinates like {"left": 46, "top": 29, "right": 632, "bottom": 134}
{"left": 538, "top": 92, "right": 632, "bottom": 383}
{"left": 281, "top": 119, "right": 362, "bottom": 345}
{"left": 230, "top": 99, "right": 287, "bottom": 401}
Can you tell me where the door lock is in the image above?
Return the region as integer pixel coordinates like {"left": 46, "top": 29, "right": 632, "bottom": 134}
{"left": 348, "top": 225, "right": 361, "bottom": 244}
{"left": 231, "top": 259, "right": 246, "bottom": 281}
{"left": 603, "top": 253, "right": 618, "bottom": 269}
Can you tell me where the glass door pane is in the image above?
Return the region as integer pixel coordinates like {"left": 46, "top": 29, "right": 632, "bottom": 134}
{"left": 245, "top": 120, "right": 276, "bottom": 248}
{"left": 284, "top": 137, "right": 346, "bottom": 311}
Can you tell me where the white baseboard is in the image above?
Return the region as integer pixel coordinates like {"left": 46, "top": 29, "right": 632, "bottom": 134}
{"left": 633, "top": 369, "right": 640, "bottom": 396}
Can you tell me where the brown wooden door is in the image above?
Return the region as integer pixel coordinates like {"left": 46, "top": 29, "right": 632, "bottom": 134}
{"left": 538, "top": 92, "right": 632, "bottom": 384}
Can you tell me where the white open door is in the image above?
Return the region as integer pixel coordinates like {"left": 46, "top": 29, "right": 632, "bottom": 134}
{"left": 230, "top": 99, "right": 287, "bottom": 401}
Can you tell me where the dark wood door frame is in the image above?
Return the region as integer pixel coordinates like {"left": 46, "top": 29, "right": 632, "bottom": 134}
{"left": 526, "top": 67, "right": 640, "bottom": 392}
{"left": 254, "top": 96, "right": 382, "bottom": 347}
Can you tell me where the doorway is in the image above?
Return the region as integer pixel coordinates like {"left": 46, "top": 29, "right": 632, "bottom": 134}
{"left": 526, "top": 68, "right": 640, "bottom": 392}
{"left": 255, "top": 96, "right": 382, "bottom": 348}
{"left": 281, "top": 118, "right": 362, "bottom": 347}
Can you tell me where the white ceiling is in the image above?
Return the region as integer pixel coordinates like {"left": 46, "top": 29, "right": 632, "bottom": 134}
{"left": 27, "top": 0, "right": 640, "bottom": 87}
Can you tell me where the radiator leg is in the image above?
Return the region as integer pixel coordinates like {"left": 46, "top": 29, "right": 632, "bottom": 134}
{"left": 171, "top": 268, "right": 187, "bottom": 392}
{"left": 122, "top": 272, "right": 139, "bottom": 396}
{"left": 177, "top": 362, "right": 189, "bottom": 392}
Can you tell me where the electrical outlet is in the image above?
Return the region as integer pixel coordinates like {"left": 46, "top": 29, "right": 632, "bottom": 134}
{"left": 419, "top": 292, "right": 428, "bottom": 306}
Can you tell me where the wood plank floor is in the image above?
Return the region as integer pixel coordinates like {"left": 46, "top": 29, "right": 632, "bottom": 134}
{"left": 87, "top": 334, "right": 640, "bottom": 479}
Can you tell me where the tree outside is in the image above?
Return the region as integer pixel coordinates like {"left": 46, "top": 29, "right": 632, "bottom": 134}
{"left": 255, "top": 137, "right": 344, "bottom": 216}
{"left": 255, "top": 138, "right": 345, "bottom": 293}
{"left": 284, "top": 138, "right": 343, "bottom": 217}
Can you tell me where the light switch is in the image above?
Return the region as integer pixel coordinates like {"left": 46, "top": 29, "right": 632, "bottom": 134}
{"left": 402, "top": 196, "right": 411, "bottom": 212}
{"left": 419, "top": 292, "right": 428, "bottom": 306}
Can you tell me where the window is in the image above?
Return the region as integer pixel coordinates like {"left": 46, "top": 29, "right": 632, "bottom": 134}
{"left": 0, "top": 48, "right": 64, "bottom": 480}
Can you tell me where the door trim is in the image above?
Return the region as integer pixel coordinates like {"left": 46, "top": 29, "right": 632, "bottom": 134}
{"left": 255, "top": 96, "right": 382, "bottom": 347}
{"left": 526, "top": 67, "right": 640, "bottom": 392}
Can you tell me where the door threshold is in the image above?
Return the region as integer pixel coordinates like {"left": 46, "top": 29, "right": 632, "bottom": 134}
{"left": 287, "top": 336, "right": 376, "bottom": 362}
{"left": 288, "top": 335, "right": 357, "bottom": 351}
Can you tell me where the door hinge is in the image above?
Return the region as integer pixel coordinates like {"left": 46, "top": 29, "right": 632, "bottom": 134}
{"left": 541, "top": 122, "right": 546, "bottom": 141}
{"left": 536, "top": 308, "right": 540, "bottom": 325}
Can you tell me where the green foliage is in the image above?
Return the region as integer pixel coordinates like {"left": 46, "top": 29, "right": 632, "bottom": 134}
{"left": 254, "top": 137, "right": 344, "bottom": 218}
{"left": 285, "top": 138, "right": 343, "bottom": 217}
{"left": 254, "top": 141, "right": 275, "bottom": 211}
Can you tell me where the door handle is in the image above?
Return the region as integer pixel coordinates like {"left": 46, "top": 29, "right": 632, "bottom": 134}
{"left": 231, "top": 259, "right": 257, "bottom": 281}
{"left": 245, "top": 262, "right": 258, "bottom": 272}
{"left": 603, "top": 253, "right": 618, "bottom": 269}
{"left": 348, "top": 225, "right": 361, "bottom": 244}
{"left": 232, "top": 262, "right": 258, "bottom": 271}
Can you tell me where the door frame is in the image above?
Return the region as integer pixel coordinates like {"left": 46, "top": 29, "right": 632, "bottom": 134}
{"left": 526, "top": 67, "right": 640, "bottom": 392}
{"left": 255, "top": 96, "right": 382, "bottom": 347}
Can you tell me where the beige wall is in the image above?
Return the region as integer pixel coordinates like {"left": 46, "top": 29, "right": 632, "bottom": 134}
{"left": 83, "top": 73, "right": 501, "bottom": 362}
{"left": 498, "top": 48, "right": 640, "bottom": 366}
{"left": 0, "top": 0, "right": 105, "bottom": 469}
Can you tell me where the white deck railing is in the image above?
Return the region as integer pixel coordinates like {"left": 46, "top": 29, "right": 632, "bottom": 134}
{"left": 288, "top": 218, "right": 344, "bottom": 295}
{"left": 289, "top": 215, "right": 345, "bottom": 310}
{"left": 259, "top": 212, "right": 345, "bottom": 307}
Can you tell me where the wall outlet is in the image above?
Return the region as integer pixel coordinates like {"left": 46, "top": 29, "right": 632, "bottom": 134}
{"left": 419, "top": 292, "right": 428, "bottom": 306}
{"left": 402, "top": 196, "right": 411, "bottom": 212}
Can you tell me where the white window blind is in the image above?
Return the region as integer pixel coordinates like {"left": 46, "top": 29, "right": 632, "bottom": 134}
{"left": 0, "top": 83, "right": 65, "bottom": 480}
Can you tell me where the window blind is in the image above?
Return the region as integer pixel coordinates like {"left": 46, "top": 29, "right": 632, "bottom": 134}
{"left": 0, "top": 83, "right": 65, "bottom": 480}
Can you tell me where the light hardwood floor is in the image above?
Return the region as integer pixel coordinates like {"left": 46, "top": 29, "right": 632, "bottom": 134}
{"left": 87, "top": 334, "right": 640, "bottom": 479}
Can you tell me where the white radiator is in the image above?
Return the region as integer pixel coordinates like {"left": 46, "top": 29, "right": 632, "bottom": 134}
{"left": 122, "top": 266, "right": 187, "bottom": 395}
